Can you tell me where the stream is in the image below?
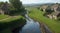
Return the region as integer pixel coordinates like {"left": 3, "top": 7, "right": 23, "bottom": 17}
{"left": 19, "top": 14, "right": 41, "bottom": 33}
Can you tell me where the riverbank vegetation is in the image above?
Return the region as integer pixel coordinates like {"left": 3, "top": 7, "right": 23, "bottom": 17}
{"left": 28, "top": 7, "right": 60, "bottom": 33}
{"left": 0, "top": 16, "right": 26, "bottom": 33}
{"left": 0, "top": 0, "right": 26, "bottom": 33}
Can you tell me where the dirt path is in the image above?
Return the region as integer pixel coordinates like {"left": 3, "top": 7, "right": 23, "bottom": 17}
{"left": 0, "top": 16, "right": 18, "bottom": 21}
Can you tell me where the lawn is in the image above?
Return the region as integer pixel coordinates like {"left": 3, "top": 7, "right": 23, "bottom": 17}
{"left": 28, "top": 7, "right": 60, "bottom": 33}
{"left": 0, "top": 15, "right": 23, "bottom": 22}
{"left": 0, "top": 15, "right": 9, "bottom": 20}
{"left": 0, "top": 15, "right": 24, "bottom": 22}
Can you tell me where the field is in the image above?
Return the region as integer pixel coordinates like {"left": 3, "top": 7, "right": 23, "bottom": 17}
{"left": 0, "top": 15, "right": 9, "bottom": 20}
{"left": 28, "top": 7, "right": 60, "bottom": 33}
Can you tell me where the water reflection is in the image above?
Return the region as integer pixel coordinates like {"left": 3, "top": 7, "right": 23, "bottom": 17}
{"left": 19, "top": 15, "right": 41, "bottom": 33}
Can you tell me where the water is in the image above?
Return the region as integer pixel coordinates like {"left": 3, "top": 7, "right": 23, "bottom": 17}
{"left": 19, "top": 14, "right": 41, "bottom": 33}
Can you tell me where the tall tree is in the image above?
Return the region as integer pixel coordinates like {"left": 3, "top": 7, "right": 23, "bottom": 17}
{"left": 0, "top": 2, "right": 4, "bottom": 7}
{"left": 9, "top": 0, "right": 22, "bottom": 11}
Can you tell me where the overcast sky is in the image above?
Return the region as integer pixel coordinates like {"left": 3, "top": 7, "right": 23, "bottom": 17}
{"left": 0, "top": 0, "right": 60, "bottom": 4}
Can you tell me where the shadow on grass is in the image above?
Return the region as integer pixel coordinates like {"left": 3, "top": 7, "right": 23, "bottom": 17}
{"left": 0, "top": 17, "right": 26, "bottom": 33}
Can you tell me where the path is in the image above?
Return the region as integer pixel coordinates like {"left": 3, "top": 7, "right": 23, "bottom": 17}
{"left": 0, "top": 16, "right": 18, "bottom": 21}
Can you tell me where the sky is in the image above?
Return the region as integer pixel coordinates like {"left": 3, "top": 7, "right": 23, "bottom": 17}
{"left": 0, "top": 0, "right": 60, "bottom": 4}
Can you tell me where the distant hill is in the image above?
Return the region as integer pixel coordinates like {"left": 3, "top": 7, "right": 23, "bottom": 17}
{"left": 23, "top": 3, "right": 60, "bottom": 7}
{"left": 23, "top": 3, "right": 41, "bottom": 7}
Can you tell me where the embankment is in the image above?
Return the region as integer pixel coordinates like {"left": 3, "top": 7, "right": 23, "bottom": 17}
{"left": 0, "top": 16, "right": 26, "bottom": 33}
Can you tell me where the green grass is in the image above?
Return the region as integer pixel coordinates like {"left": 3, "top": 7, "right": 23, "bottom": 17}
{"left": 0, "top": 15, "right": 9, "bottom": 20}
{"left": 0, "top": 15, "right": 23, "bottom": 22}
{"left": 28, "top": 7, "right": 60, "bottom": 33}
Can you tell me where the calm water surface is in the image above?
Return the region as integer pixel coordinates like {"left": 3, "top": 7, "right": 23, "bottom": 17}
{"left": 19, "top": 15, "right": 41, "bottom": 33}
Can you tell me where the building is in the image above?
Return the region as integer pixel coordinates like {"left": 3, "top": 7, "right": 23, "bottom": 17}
{"left": 42, "top": 4, "right": 60, "bottom": 19}
{"left": 47, "top": 6, "right": 60, "bottom": 19}
{"left": 40, "top": 5, "right": 48, "bottom": 12}
{"left": 0, "top": 2, "right": 9, "bottom": 15}
{"left": 51, "top": 4, "right": 59, "bottom": 12}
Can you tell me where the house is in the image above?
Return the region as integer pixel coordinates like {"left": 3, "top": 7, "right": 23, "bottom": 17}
{"left": 47, "top": 11, "right": 60, "bottom": 19}
{"left": 47, "top": 14, "right": 53, "bottom": 19}
{"left": 56, "top": 6, "right": 60, "bottom": 11}
{"left": 51, "top": 4, "right": 59, "bottom": 12}
{"left": 52, "top": 6, "right": 60, "bottom": 19}
{"left": 0, "top": 2, "right": 9, "bottom": 15}
{"left": 43, "top": 4, "right": 60, "bottom": 19}
{"left": 52, "top": 11, "right": 60, "bottom": 19}
{"left": 40, "top": 5, "right": 48, "bottom": 12}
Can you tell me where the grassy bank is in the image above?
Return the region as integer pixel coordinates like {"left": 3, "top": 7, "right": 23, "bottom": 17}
{"left": 0, "top": 15, "right": 26, "bottom": 33}
{"left": 28, "top": 7, "right": 60, "bottom": 33}
{"left": 0, "top": 15, "right": 9, "bottom": 20}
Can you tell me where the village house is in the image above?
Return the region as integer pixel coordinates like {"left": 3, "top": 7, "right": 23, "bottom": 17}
{"left": 40, "top": 5, "right": 48, "bottom": 12}
{"left": 0, "top": 2, "right": 9, "bottom": 15}
{"left": 40, "top": 4, "right": 60, "bottom": 19}
{"left": 47, "top": 11, "right": 60, "bottom": 19}
{"left": 52, "top": 11, "right": 60, "bottom": 19}
{"left": 47, "top": 6, "right": 60, "bottom": 19}
{"left": 51, "top": 4, "right": 59, "bottom": 12}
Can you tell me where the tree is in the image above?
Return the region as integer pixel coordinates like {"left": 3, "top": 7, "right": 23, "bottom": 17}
{"left": 9, "top": 0, "right": 26, "bottom": 16}
{"left": 0, "top": 2, "right": 5, "bottom": 7}
{"left": 45, "top": 6, "right": 53, "bottom": 14}
{"left": 9, "top": 0, "right": 22, "bottom": 11}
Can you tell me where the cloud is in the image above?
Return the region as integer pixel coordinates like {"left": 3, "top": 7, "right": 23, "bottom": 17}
{"left": 0, "top": 0, "right": 8, "bottom": 2}
{"left": 21, "top": 0, "right": 60, "bottom": 4}
{"left": 21, "top": 0, "right": 40, "bottom": 4}
{"left": 0, "top": 0, "right": 60, "bottom": 4}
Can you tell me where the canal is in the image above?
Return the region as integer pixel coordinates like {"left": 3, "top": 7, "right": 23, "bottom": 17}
{"left": 19, "top": 14, "right": 41, "bottom": 33}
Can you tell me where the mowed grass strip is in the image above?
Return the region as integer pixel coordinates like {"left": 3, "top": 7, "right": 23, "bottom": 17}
{"left": 0, "top": 15, "right": 23, "bottom": 22}
{"left": 28, "top": 7, "right": 60, "bottom": 33}
{"left": 0, "top": 15, "right": 9, "bottom": 20}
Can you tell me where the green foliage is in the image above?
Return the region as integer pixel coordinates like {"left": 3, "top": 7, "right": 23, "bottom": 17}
{"left": 9, "top": 0, "right": 22, "bottom": 11}
{"left": 45, "top": 7, "right": 53, "bottom": 14}
{"left": 8, "top": 5, "right": 17, "bottom": 15}
{"left": 0, "top": 2, "right": 5, "bottom": 7}
{"left": 9, "top": 0, "right": 26, "bottom": 15}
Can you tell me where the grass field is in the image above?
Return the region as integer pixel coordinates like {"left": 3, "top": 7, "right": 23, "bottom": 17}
{"left": 28, "top": 7, "right": 60, "bottom": 33}
{"left": 0, "top": 15, "right": 9, "bottom": 20}
{"left": 0, "top": 15, "right": 24, "bottom": 22}
{"left": 0, "top": 15, "right": 23, "bottom": 22}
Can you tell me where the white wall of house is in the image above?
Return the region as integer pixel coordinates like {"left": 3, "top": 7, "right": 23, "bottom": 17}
{"left": 43, "top": 9, "right": 45, "bottom": 12}
{"left": 47, "top": 15, "right": 53, "bottom": 19}
{"left": 53, "top": 15, "right": 57, "bottom": 19}
{"left": 0, "top": 10, "right": 4, "bottom": 15}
